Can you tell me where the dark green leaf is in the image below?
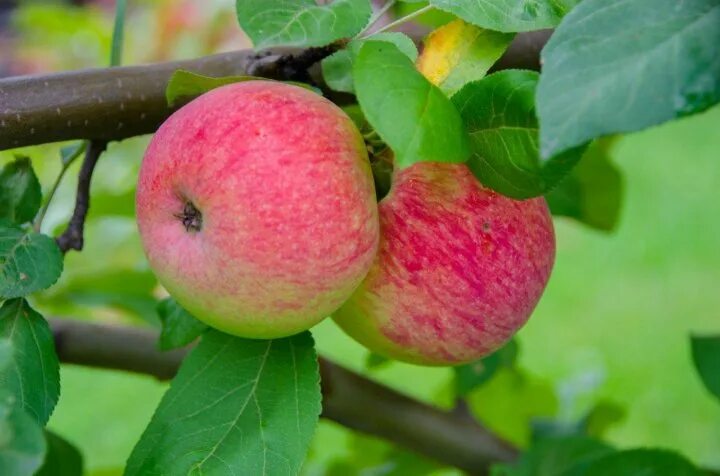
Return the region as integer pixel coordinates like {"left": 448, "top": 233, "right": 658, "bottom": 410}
{"left": 453, "top": 70, "right": 582, "bottom": 198}
{"left": 455, "top": 339, "right": 517, "bottom": 396}
{"left": 0, "top": 224, "right": 63, "bottom": 299}
{"left": 0, "top": 156, "right": 42, "bottom": 225}
{"left": 0, "top": 299, "right": 60, "bottom": 425}
{"left": 156, "top": 298, "right": 208, "bottom": 351}
{"left": 537, "top": 0, "right": 720, "bottom": 159}
{"left": 546, "top": 138, "right": 623, "bottom": 231}
{"left": 0, "top": 391, "right": 46, "bottom": 476}
{"left": 354, "top": 40, "right": 470, "bottom": 169}
{"left": 429, "top": 0, "right": 579, "bottom": 32}
{"left": 165, "top": 70, "right": 256, "bottom": 106}
{"left": 236, "top": 0, "right": 372, "bottom": 49}
{"left": 126, "top": 330, "right": 321, "bottom": 475}
{"left": 690, "top": 334, "right": 720, "bottom": 402}
{"left": 563, "top": 448, "right": 700, "bottom": 476}
{"left": 0, "top": 339, "right": 11, "bottom": 370}
{"left": 582, "top": 401, "right": 625, "bottom": 438}
{"left": 493, "top": 436, "right": 613, "bottom": 476}
{"left": 322, "top": 32, "right": 418, "bottom": 94}
{"left": 365, "top": 352, "right": 390, "bottom": 370}
{"left": 35, "top": 431, "right": 83, "bottom": 476}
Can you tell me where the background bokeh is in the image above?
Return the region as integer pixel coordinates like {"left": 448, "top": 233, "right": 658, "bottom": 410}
{"left": 1, "top": 1, "right": 719, "bottom": 474}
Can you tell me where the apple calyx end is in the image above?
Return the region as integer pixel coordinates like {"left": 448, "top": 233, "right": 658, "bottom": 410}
{"left": 175, "top": 200, "right": 203, "bottom": 233}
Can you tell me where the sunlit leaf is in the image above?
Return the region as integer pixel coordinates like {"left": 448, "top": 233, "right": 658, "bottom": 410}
{"left": 417, "top": 19, "right": 513, "bottom": 95}
{"left": 165, "top": 70, "right": 256, "bottom": 106}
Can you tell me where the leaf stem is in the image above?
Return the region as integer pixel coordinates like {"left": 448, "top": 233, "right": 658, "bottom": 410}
{"left": 361, "top": 4, "right": 432, "bottom": 38}
{"left": 110, "top": 0, "right": 127, "bottom": 67}
{"left": 356, "top": 0, "right": 397, "bottom": 37}
{"left": 33, "top": 143, "right": 86, "bottom": 233}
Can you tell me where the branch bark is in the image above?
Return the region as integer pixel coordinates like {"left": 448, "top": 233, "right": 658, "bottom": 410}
{"left": 0, "top": 32, "right": 549, "bottom": 151}
{"left": 50, "top": 318, "right": 518, "bottom": 475}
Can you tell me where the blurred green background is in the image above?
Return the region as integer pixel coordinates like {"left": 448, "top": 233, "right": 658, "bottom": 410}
{"left": 1, "top": 1, "right": 718, "bottom": 474}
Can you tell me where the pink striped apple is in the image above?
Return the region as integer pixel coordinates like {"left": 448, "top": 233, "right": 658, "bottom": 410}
{"left": 136, "top": 81, "right": 379, "bottom": 339}
{"left": 333, "top": 162, "right": 555, "bottom": 365}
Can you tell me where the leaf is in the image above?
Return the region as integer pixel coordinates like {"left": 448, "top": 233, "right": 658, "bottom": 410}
{"left": 417, "top": 19, "right": 514, "bottom": 95}
{"left": 563, "top": 448, "right": 701, "bottom": 476}
{"left": 492, "top": 436, "right": 613, "bottom": 476}
{"left": 109, "top": 0, "right": 126, "bottom": 67}
{"left": 125, "top": 330, "right": 321, "bottom": 475}
{"left": 452, "top": 70, "right": 582, "bottom": 199}
{"left": 166, "top": 70, "right": 256, "bottom": 106}
{"left": 429, "top": 0, "right": 579, "bottom": 32}
{"left": 321, "top": 32, "right": 418, "bottom": 94}
{"left": 156, "top": 298, "right": 208, "bottom": 351}
{"left": 365, "top": 352, "right": 390, "bottom": 370}
{"left": 690, "top": 334, "right": 720, "bottom": 402}
{"left": 0, "top": 299, "right": 60, "bottom": 426}
{"left": 59, "top": 142, "right": 86, "bottom": 168}
{"left": 354, "top": 40, "right": 470, "bottom": 169}
{"left": 454, "top": 339, "right": 517, "bottom": 396}
{"left": 545, "top": 138, "right": 623, "bottom": 232}
{"left": 236, "top": 0, "right": 372, "bottom": 49}
{"left": 0, "top": 224, "right": 63, "bottom": 299}
{"left": 537, "top": 0, "right": 720, "bottom": 160}
{"left": 35, "top": 431, "right": 83, "bottom": 476}
{"left": 466, "top": 367, "right": 557, "bottom": 446}
{"left": 0, "top": 156, "right": 42, "bottom": 225}
{"left": 0, "top": 392, "right": 46, "bottom": 476}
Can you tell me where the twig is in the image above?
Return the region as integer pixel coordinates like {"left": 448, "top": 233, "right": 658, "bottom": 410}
{"left": 55, "top": 140, "right": 107, "bottom": 253}
{"left": 49, "top": 318, "right": 518, "bottom": 474}
{"left": 357, "top": 0, "right": 397, "bottom": 37}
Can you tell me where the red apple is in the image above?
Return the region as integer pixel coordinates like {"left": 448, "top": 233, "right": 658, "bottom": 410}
{"left": 333, "top": 162, "right": 555, "bottom": 365}
{"left": 136, "top": 81, "right": 379, "bottom": 339}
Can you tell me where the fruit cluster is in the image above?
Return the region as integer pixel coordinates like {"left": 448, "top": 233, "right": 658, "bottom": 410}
{"left": 136, "top": 81, "right": 555, "bottom": 366}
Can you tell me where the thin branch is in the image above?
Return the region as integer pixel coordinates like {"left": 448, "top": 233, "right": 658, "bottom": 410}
{"left": 49, "top": 318, "right": 518, "bottom": 475}
{"left": 55, "top": 140, "right": 106, "bottom": 253}
{"left": 0, "top": 34, "right": 548, "bottom": 151}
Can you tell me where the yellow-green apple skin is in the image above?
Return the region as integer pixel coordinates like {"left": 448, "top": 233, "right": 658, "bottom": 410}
{"left": 333, "top": 162, "right": 555, "bottom": 365}
{"left": 136, "top": 81, "right": 379, "bottom": 339}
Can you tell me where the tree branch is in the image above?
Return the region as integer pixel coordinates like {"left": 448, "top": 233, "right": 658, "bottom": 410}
{"left": 0, "top": 33, "right": 548, "bottom": 151}
{"left": 55, "top": 140, "right": 106, "bottom": 252}
{"left": 49, "top": 318, "right": 518, "bottom": 475}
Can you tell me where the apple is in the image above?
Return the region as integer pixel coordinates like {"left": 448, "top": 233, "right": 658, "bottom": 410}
{"left": 136, "top": 81, "right": 379, "bottom": 339}
{"left": 332, "top": 162, "right": 555, "bottom": 365}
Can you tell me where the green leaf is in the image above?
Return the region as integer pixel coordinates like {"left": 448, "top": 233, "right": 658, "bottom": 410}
{"left": 0, "top": 392, "right": 46, "bottom": 476}
{"left": 690, "top": 334, "right": 720, "bottom": 402}
{"left": 365, "top": 352, "right": 390, "bottom": 370}
{"left": 0, "top": 224, "right": 63, "bottom": 299}
{"left": 236, "top": 0, "right": 372, "bottom": 49}
{"left": 59, "top": 142, "right": 86, "bottom": 168}
{"left": 354, "top": 40, "right": 470, "bottom": 169}
{"left": 125, "top": 330, "right": 321, "bottom": 475}
{"left": 453, "top": 70, "right": 582, "bottom": 199}
{"left": 563, "top": 448, "right": 700, "bottom": 476}
{"left": 0, "top": 299, "right": 60, "bottom": 426}
{"left": 493, "top": 436, "right": 613, "bottom": 476}
{"left": 0, "top": 339, "right": 11, "bottom": 370}
{"left": 0, "top": 156, "right": 42, "bottom": 225}
{"left": 109, "top": 0, "right": 126, "bottom": 67}
{"left": 454, "top": 339, "right": 517, "bottom": 396}
{"left": 156, "top": 298, "right": 208, "bottom": 351}
{"left": 545, "top": 138, "right": 623, "bottom": 232}
{"left": 322, "top": 50, "right": 355, "bottom": 93}
{"left": 322, "top": 32, "right": 418, "bottom": 94}
{"left": 165, "top": 70, "right": 256, "bottom": 106}
{"left": 35, "top": 431, "right": 83, "bottom": 476}
{"left": 537, "top": 0, "right": 720, "bottom": 160}
{"left": 429, "top": 0, "right": 579, "bottom": 32}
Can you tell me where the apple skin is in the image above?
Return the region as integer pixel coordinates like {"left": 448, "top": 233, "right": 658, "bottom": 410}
{"left": 332, "top": 162, "right": 555, "bottom": 365}
{"left": 136, "top": 81, "right": 379, "bottom": 339}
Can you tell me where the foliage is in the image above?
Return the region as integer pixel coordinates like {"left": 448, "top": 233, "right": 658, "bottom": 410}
{"left": 1, "top": 0, "right": 719, "bottom": 474}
